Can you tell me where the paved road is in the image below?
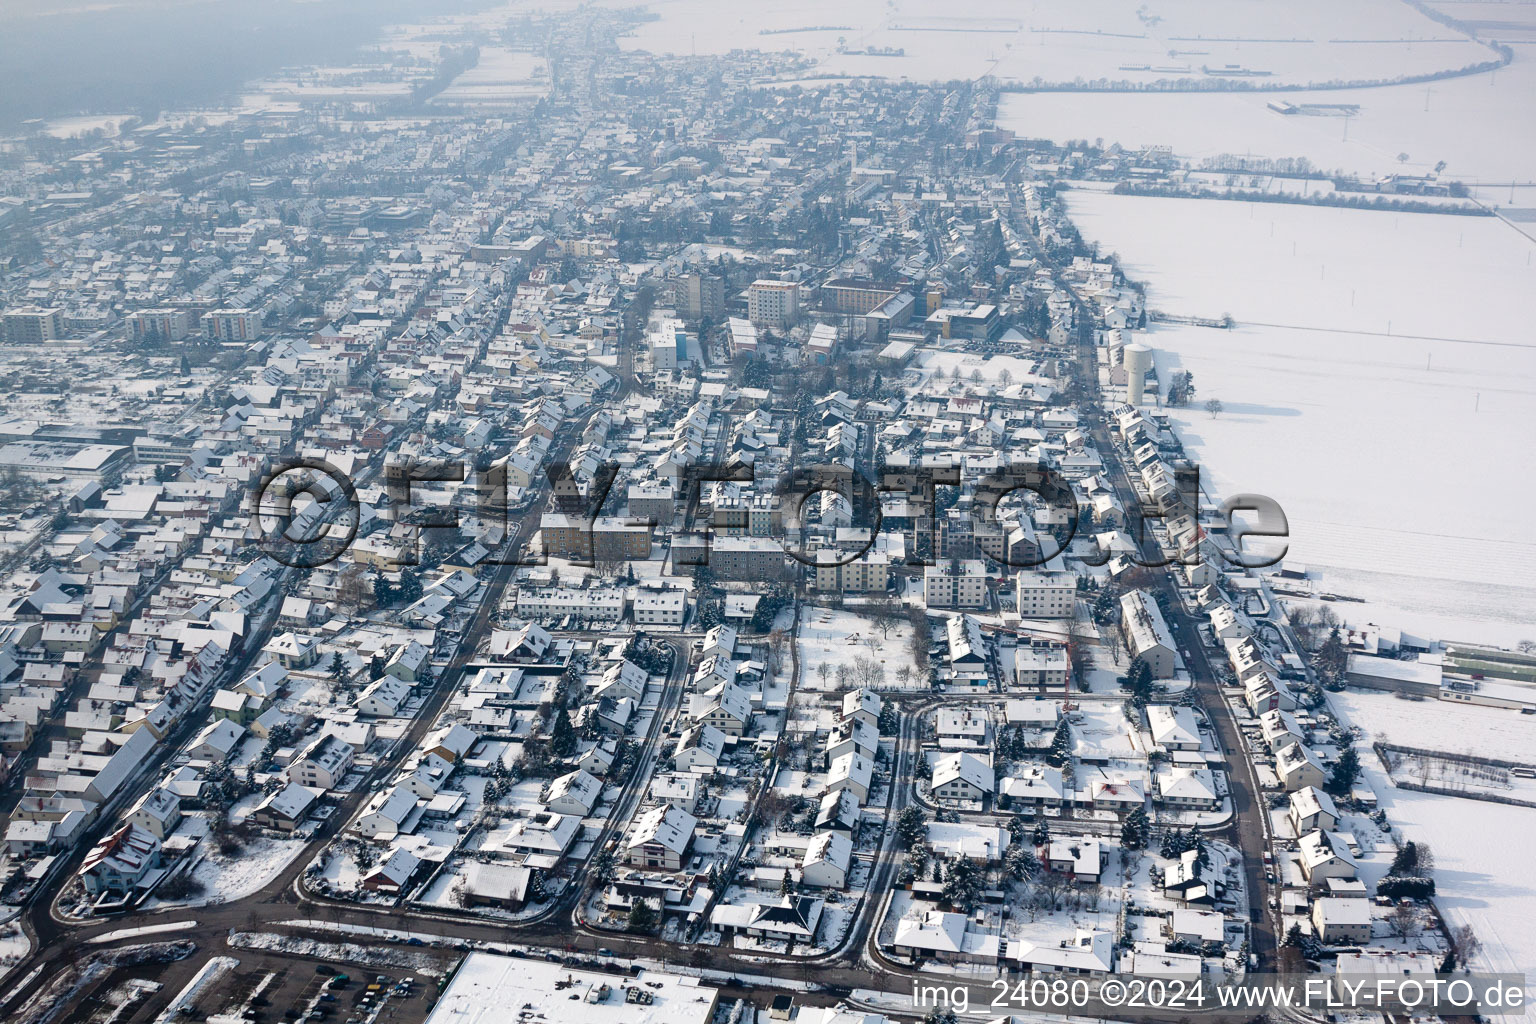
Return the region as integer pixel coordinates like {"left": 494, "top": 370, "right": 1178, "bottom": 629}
{"left": 1087, "top": 420, "right": 1278, "bottom": 970}
{"left": 1009, "top": 177, "right": 1278, "bottom": 970}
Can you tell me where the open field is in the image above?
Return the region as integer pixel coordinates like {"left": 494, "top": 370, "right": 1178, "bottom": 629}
{"left": 612, "top": 0, "right": 1489, "bottom": 91}
{"left": 1065, "top": 189, "right": 1536, "bottom": 645}
{"left": 1331, "top": 689, "right": 1536, "bottom": 990}
{"left": 1002, "top": 37, "right": 1536, "bottom": 182}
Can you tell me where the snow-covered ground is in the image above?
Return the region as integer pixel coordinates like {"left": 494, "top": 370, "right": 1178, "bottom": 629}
{"left": 431, "top": 47, "right": 550, "bottom": 106}
{"left": 617, "top": 0, "right": 1489, "bottom": 93}
{"left": 1329, "top": 689, "right": 1536, "bottom": 992}
{"left": 1065, "top": 189, "right": 1536, "bottom": 646}
{"left": 0, "top": 911, "right": 29, "bottom": 971}
{"left": 797, "top": 606, "right": 920, "bottom": 691}
{"left": 178, "top": 835, "right": 307, "bottom": 906}
{"left": 1001, "top": 36, "right": 1536, "bottom": 183}
{"left": 1330, "top": 687, "right": 1536, "bottom": 763}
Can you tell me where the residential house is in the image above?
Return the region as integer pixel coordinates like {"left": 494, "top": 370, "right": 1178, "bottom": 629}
{"left": 626, "top": 805, "right": 697, "bottom": 871}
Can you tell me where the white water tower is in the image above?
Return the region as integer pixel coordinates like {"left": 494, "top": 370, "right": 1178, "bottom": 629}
{"left": 1124, "top": 343, "right": 1153, "bottom": 406}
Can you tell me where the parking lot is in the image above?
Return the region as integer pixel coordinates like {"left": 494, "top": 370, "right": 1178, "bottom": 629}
{"left": 191, "top": 956, "right": 442, "bottom": 1023}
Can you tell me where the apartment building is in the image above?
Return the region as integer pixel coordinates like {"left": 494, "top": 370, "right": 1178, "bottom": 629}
{"left": 203, "top": 308, "right": 262, "bottom": 341}
{"left": 1015, "top": 570, "right": 1077, "bottom": 619}
{"left": 747, "top": 279, "right": 800, "bottom": 329}
{"left": 1, "top": 306, "right": 64, "bottom": 344}
{"left": 925, "top": 559, "right": 988, "bottom": 609}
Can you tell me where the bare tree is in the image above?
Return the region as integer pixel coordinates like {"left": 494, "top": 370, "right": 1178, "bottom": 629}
{"left": 1450, "top": 924, "right": 1482, "bottom": 967}
{"left": 1204, "top": 398, "right": 1223, "bottom": 419}
{"left": 870, "top": 597, "right": 902, "bottom": 640}
{"left": 1036, "top": 870, "right": 1071, "bottom": 912}
{"left": 1387, "top": 902, "right": 1420, "bottom": 939}
{"left": 767, "top": 628, "right": 789, "bottom": 675}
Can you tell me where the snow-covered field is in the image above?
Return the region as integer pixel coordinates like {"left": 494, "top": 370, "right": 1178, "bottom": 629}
{"left": 1065, "top": 189, "right": 1536, "bottom": 646}
{"left": 797, "top": 606, "right": 920, "bottom": 691}
{"left": 1330, "top": 689, "right": 1536, "bottom": 990}
{"left": 42, "top": 113, "right": 136, "bottom": 138}
{"left": 615, "top": 0, "right": 1488, "bottom": 92}
{"left": 1002, "top": 28, "right": 1536, "bottom": 183}
{"left": 431, "top": 47, "right": 549, "bottom": 106}
{"left": 1331, "top": 687, "right": 1536, "bottom": 764}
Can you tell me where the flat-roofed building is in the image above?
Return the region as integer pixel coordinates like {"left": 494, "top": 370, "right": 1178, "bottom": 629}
{"left": 2, "top": 306, "right": 64, "bottom": 344}
{"left": 131, "top": 309, "right": 191, "bottom": 341}
{"left": 925, "top": 559, "right": 988, "bottom": 609}
{"left": 0, "top": 441, "right": 130, "bottom": 483}
{"left": 748, "top": 279, "right": 800, "bottom": 329}
{"left": 203, "top": 308, "right": 262, "bottom": 341}
{"left": 1015, "top": 570, "right": 1076, "bottom": 619}
{"left": 424, "top": 953, "right": 719, "bottom": 1024}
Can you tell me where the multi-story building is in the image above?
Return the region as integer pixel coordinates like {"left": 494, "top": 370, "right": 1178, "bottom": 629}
{"left": 203, "top": 308, "right": 262, "bottom": 341}
{"left": 925, "top": 559, "right": 988, "bottom": 609}
{"left": 813, "top": 548, "right": 891, "bottom": 594}
{"left": 131, "top": 309, "right": 191, "bottom": 342}
{"left": 287, "top": 734, "right": 355, "bottom": 790}
{"left": 627, "top": 484, "right": 675, "bottom": 526}
{"left": 712, "top": 492, "right": 776, "bottom": 537}
{"left": 541, "top": 515, "right": 652, "bottom": 562}
{"left": 1, "top": 306, "right": 64, "bottom": 344}
{"left": 1120, "top": 590, "right": 1177, "bottom": 677}
{"left": 632, "top": 586, "right": 687, "bottom": 626}
{"left": 747, "top": 279, "right": 800, "bottom": 329}
{"left": 819, "top": 277, "right": 901, "bottom": 316}
{"left": 514, "top": 587, "right": 627, "bottom": 622}
{"left": 1015, "top": 570, "right": 1077, "bottom": 619}
{"left": 709, "top": 537, "right": 786, "bottom": 582}
{"left": 649, "top": 318, "right": 689, "bottom": 370}
{"left": 1012, "top": 642, "right": 1070, "bottom": 691}
{"left": 673, "top": 271, "right": 725, "bottom": 320}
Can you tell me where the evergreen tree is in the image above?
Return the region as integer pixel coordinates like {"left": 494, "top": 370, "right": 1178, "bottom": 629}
{"left": 1327, "top": 746, "right": 1361, "bottom": 795}
{"left": 1389, "top": 841, "right": 1420, "bottom": 877}
{"left": 779, "top": 868, "right": 794, "bottom": 897}
{"left": 395, "top": 569, "right": 423, "bottom": 605}
{"left": 941, "top": 857, "right": 984, "bottom": 911}
{"left": 550, "top": 707, "right": 578, "bottom": 758}
{"left": 1092, "top": 587, "right": 1119, "bottom": 625}
{"left": 1044, "top": 719, "right": 1071, "bottom": 768}
{"left": 1031, "top": 819, "right": 1051, "bottom": 848}
{"left": 368, "top": 654, "right": 386, "bottom": 681}
{"left": 626, "top": 899, "right": 657, "bottom": 934}
{"left": 1005, "top": 842, "right": 1040, "bottom": 881}
{"left": 1124, "top": 657, "right": 1154, "bottom": 704}
{"left": 327, "top": 651, "right": 348, "bottom": 687}
{"left": 1316, "top": 627, "right": 1348, "bottom": 689}
{"left": 1121, "top": 806, "right": 1149, "bottom": 850}
{"left": 1006, "top": 815, "right": 1029, "bottom": 846}
{"left": 895, "top": 806, "right": 928, "bottom": 850}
